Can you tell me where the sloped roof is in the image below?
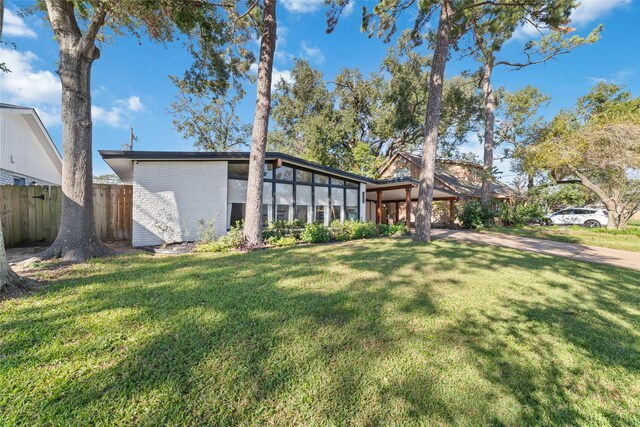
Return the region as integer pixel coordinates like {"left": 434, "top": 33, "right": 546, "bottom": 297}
{"left": 382, "top": 152, "right": 514, "bottom": 198}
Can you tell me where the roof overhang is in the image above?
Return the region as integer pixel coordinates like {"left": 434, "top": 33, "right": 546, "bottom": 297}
{"left": 99, "top": 150, "right": 377, "bottom": 185}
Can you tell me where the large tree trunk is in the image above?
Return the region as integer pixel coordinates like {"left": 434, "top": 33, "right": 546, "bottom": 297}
{"left": 244, "top": 0, "right": 277, "bottom": 246}
{"left": 415, "top": 0, "right": 453, "bottom": 242}
{"left": 0, "top": 218, "right": 34, "bottom": 298}
{"left": 40, "top": 0, "right": 110, "bottom": 262}
{"left": 480, "top": 60, "right": 495, "bottom": 204}
{"left": 1, "top": 1, "right": 36, "bottom": 294}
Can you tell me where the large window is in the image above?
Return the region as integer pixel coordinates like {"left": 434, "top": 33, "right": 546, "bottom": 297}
{"left": 275, "top": 166, "right": 294, "bottom": 181}
{"left": 275, "top": 183, "right": 293, "bottom": 222}
{"left": 227, "top": 161, "right": 360, "bottom": 228}
{"left": 331, "top": 187, "right": 344, "bottom": 222}
{"left": 346, "top": 189, "right": 358, "bottom": 220}
{"left": 228, "top": 163, "right": 249, "bottom": 179}
{"left": 315, "top": 186, "right": 329, "bottom": 225}
{"left": 296, "top": 185, "right": 312, "bottom": 223}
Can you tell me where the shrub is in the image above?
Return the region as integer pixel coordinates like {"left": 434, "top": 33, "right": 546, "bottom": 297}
{"left": 267, "top": 236, "right": 298, "bottom": 247}
{"left": 301, "top": 222, "right": 332, "bottom": 243}
{"left": 350, "top": 221, "right": 378, "bottom": 239}
{"left": 377, "top": 223, "right": 391, "bottom": 236}
{"left": 458, "top": 200, "right": 496, "bottom": 230}
{"left": 262, "top": 220, "right": 303, "bottom": 240}
{"left": 502, "top": 202, "right": 546, "bottom": 226}
{"left": 194, "top": 224, "right": 246, "bottom": 252}
{"left": 196, "top": 218, "right": 218, "bottom": 243}
{"left": 388, "top": 222, "right": 410, "bottom": 236}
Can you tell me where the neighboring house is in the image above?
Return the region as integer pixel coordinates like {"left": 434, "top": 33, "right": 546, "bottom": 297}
{"left": 100, "top": 150, "right": 458, "bottom": 247}
{"left": 376, "top": 152, "right": 515, "bottom": 225}
{"left": 0, "top": 103, "right": 62, "bottom": 186}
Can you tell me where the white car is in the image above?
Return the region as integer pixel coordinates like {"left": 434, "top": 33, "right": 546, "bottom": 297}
{"left": 545, "top": 207, "right": 608, "bottom": 228}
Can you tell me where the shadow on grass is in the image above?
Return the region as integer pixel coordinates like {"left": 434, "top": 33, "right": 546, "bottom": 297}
{"left": 1, "top": 238, "right": 639, "bottom": 425}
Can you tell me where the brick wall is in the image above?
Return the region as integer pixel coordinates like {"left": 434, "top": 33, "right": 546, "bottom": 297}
{"left": 132, "top": 161, "right": 228, "bottom": 247}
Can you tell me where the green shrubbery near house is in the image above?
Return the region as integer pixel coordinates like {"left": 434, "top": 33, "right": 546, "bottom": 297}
{"left": 196, "top": 219, "right": 410, "bottom": 252}
{"left": 458, "top": 201, "right": 496, "bottom": 230}
{"left": 300, "top": 222, "right": 333, "bottom": 243}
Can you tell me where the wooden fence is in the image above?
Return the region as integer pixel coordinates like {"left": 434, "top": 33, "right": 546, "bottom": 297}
{"left": 0, "top": 184, "right": 132, "bottom": 248}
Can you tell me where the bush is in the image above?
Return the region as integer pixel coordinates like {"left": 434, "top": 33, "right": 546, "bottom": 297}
{"left": 262, "top": 220, "right": 303, "bottom": 240}
{"left": 194, "top": 224, "right": 246, "bottom": 252}
{"left": 377, "top": 223, "right": 391, "bottom": 236}
{"left": 501, "top": 202, "right": 545, "bottom": 226}
{"left": 387, "top": 222, "right": 410, "bottom": 236}
{"left": 458, "top": 200, "right": 496, "bottom": 230}
{"left": 267, "top": 236, "right": 298, "bottom": 247}
{"left": 331, "top": 220, "right": 378, "bottom": 240}
{"left": 350, "top": 221, "right": 378, "bottom": 239}
{"left": 301, "top": 222, "right": 332, "bottom": 243}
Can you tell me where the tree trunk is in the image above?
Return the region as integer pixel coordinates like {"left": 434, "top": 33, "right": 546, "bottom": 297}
{"left": 244, "top": 0, "right": 277, "bottom": 246}
{"left": 40, "top": 48, "right": 110, "bottom": 261}
{"left": 415, "top": 0, "right": 453, "bottom": 243}
{"left": 480, "top": 60, "right": 495, "bottom": 204}
{"left": 0, "top": 217, "right": 34, "bottom": 298}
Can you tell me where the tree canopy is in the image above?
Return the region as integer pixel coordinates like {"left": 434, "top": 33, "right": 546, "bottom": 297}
{"left": 528, "top": 82, "right": 640, "bottom": 229}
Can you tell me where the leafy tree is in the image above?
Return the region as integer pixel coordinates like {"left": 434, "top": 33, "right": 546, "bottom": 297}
{"left": 529, "top": 83, "right": 640, "bottom": 229}
{"left": 466, "top": 1, "right": 601, "bottom": 203}
{"left": 0, "top": 0, "right": 35, "bottom": 296}
{"left": 29, "top": 0, "right": 250, "bottom": 261}
{"left": 244, "top": 0, "right": 277, "bottom": 246}
{"left": 270, "top": 47, "right": 481, "bottom": 176}
{"left": 497, "top": 86, "right": 550, "bottom": 189}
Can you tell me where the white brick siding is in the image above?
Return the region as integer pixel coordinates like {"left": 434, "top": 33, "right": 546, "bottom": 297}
{"left": 132, "top": 161, "right": 228, "bottom": 247}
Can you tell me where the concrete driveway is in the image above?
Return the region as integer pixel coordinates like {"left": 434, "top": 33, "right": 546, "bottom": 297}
{"left": 431, "top": 229, "right": 640, "bottom": 271}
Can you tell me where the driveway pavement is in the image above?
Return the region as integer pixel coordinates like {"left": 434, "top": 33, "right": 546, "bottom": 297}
{"left": 431, "top": 229, "right": 640, "bottom": 271}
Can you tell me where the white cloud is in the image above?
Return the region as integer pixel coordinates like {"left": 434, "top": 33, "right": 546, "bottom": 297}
{"left": 281, "top": 0, "right": 324, "bottom": 13}
{"left": 93, "top": 96, "right": 146, "bottom": 128}
{"left": 3, "top": 10, "right": 37, "bottom": 38}
{"left": 570, "top": 0, "right": 631, "bottom": 26}
{"left": 300, "top": 41, "right": 325, "bottom": 64}
{"left": 277, "top": 26, "right": 289, "bottom": 46}
{"left": 512, "top": 0, "right": 629, "bottom": 41}
{"left": 126, "top": 96, "right": 145, "bottom": 112}
{"left": 586, "top": 68, "right": 635, "bottom": 85}
{"left": 0, "top": 47, "right": 144, "bottom": 129}
{"left": 343, "top": 1, "right": 355, "bottom": 17}
{"left": 249, "top": 63, "right": 292, "bottom": 90}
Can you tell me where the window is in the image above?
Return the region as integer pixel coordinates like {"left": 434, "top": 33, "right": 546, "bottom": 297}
{"left": 331, "top": 187, "right": 344, "bottom": 222}
{"left": 346, "top": 181, "right": 359, "bottom": 189}
{"left": 263, "top": 182, "right": 273, "bottom": 225}
{"left": 346, "top": 189, "right": 358, "bottom": 220}
{"left": 229, "top": 203, "right": 245, "bottom": 228}
{"left": 314, "top": 173, "right": 329, "bottom": 185}
{"left": 296, "top": 185, "right": 313, "bottom": 223}
{"left": 228, "top": 163, "right": 249, "bottom": 179}
{"left": 296, "top": 169, "right": 312, "bottom": 183}
{"left": 331, "top": 177, "right": 344, "bottom": 186}
{"left": 13, "top": 177, "right": 26, "bottom": 186}
{"left": 275, "top": 166, "right": 294, "bottom": 181}
{"left": 315, "top": 186, "right": 329, "bottom": 225}
{"left": 275, "top": 183, "right": 293, "bottom": 222}
{"left": 264, "top": 163, "right": 273, "bottom": 180}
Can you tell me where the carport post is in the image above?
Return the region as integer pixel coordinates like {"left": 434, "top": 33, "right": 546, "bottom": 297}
{"left": 376, "top": 189, "right": 382, "bottom": 224}
{"left": 449, "top": 198, "right": 456, "bottom": 228}
{"left": 405, "top": 187, "right": 411, "bottom": 226}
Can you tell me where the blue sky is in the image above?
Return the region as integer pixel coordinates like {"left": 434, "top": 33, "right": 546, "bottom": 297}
{"left": 1, "top": 0, "right": 639, "bottom": 180}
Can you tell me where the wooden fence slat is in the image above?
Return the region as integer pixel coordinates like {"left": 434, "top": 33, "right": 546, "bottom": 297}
{"left": 1, "top": 184, "right": 132, "bottom": 248}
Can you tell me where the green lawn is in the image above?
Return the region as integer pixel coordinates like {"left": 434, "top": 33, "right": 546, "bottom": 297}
{"left": 1, "top": 239, "right": 639, "bottom": 426}
{"left": 486, "top": 220, "right": 640, "bottom": 252}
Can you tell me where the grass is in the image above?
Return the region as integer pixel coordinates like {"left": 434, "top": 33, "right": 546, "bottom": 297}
{"left": 1, "top": 238, "right": 639, "bottom": 426}
{"left": 486, "top": 220, "right": 640, "bottom": 252}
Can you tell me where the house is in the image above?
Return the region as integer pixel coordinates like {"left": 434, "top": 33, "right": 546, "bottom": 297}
{"left": 0, "top": 103, "right": 62, "bottom": 186}
{"left": 375, "top": 152, "right": 515, "bottom": 225}
{"left": 100, "top": 150, "right": 459, "bottom": 247}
